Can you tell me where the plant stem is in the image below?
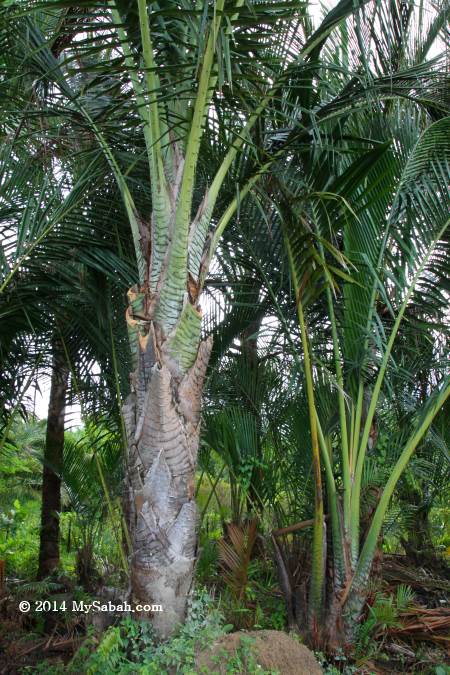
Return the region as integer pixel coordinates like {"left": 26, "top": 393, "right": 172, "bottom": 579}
{"left": 284, "top": 234, "right": 324, "bottom": 625}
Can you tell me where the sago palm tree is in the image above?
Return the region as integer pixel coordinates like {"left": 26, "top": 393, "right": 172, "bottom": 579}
{"left": 1, "top": 0, "right": 448, "bottom": 639}
{"left": 279, "top": 111, "right": 450, "bottom": 647}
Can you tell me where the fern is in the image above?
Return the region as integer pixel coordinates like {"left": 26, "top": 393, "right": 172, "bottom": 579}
{"left": 356, "top": 584, "right": 415, "bottom": 656}
{"left": 86, "top": 627, "right": 124, "bottom": 675}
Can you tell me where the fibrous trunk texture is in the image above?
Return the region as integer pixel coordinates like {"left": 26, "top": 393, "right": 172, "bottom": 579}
{"left": 37, "top": 342, "right": 69, "bottom": 579}
{"left": 123, "top": 288, "right": 212, "bottom": 639}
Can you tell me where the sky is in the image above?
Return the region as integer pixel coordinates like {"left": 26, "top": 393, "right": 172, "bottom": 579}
{"left": 29, "top": 379, "right": 83, "bottom": 428}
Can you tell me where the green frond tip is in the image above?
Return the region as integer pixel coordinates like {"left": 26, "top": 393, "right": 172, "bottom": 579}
{"left": 165, "top": 301, "right": 202, "bottom": 374}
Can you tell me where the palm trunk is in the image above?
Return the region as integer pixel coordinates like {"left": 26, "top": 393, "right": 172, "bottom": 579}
{"left": 123, "top": 288, "right": 212, "bottom": 639}
{"left": 241, "top": 317, "right": 263, "bottom": 514}
{"left": 37, "top": 340, "right": 69, "bottom": 579}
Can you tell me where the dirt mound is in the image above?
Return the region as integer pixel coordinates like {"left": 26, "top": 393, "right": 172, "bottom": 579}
{"left": 196, "top": 629, "right": 322, "bottom": 674}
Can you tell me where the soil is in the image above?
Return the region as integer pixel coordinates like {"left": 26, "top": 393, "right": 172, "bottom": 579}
{"left": 196, "top": 629, "right": 322, "bottom": 674}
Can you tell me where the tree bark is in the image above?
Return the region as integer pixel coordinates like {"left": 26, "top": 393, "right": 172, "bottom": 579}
{"left": 37, "top": 341, "right": 69, "bottom": 579}
{"left": 123, "top": 289, "right": 212, "bottom": 639}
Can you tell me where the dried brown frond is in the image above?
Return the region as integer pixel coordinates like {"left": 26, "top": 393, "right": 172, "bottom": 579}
{"left": 218, "top": 520, "right": 258, "bottom": 600}
{"left": 389, "top": 606, "right": 450, "bottom": 646}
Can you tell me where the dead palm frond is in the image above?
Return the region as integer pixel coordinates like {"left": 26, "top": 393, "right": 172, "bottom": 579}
{"left": 218, "top": 519, "right": 258, "bottom": 601}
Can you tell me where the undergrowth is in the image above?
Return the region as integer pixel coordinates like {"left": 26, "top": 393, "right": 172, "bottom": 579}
{"left": 26, "top": 588, "right": 228, "bottom": 674}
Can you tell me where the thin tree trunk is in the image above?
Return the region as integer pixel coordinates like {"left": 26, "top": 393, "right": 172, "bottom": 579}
{"left": 37, "top": 340, "right": 69, "bottom": 579}
{"left": 241, "top": 317, "right": 264, "bottom": 515}
{"left": 123, "top": 289, "right": 212, "bottom": 638}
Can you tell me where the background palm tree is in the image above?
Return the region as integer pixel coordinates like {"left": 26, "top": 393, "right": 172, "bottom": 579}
{"left": 0, "top": 100, "right": 137, "bottom": 578}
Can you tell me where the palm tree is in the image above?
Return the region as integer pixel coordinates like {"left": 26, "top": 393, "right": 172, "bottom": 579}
{"left": 0, "top": 106, "right": 137, "bottom": 578}
{"left": 279, "top": 112, "right": 449, "bottom": 648}
{"left": 37, "top": 336, "right": 69, "bottom": 578}
{"left": 2, "top": 0, "right": 448, "bottom": 639}
{"left": 197, "top": 0, "right": 450, "bottom": 646}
